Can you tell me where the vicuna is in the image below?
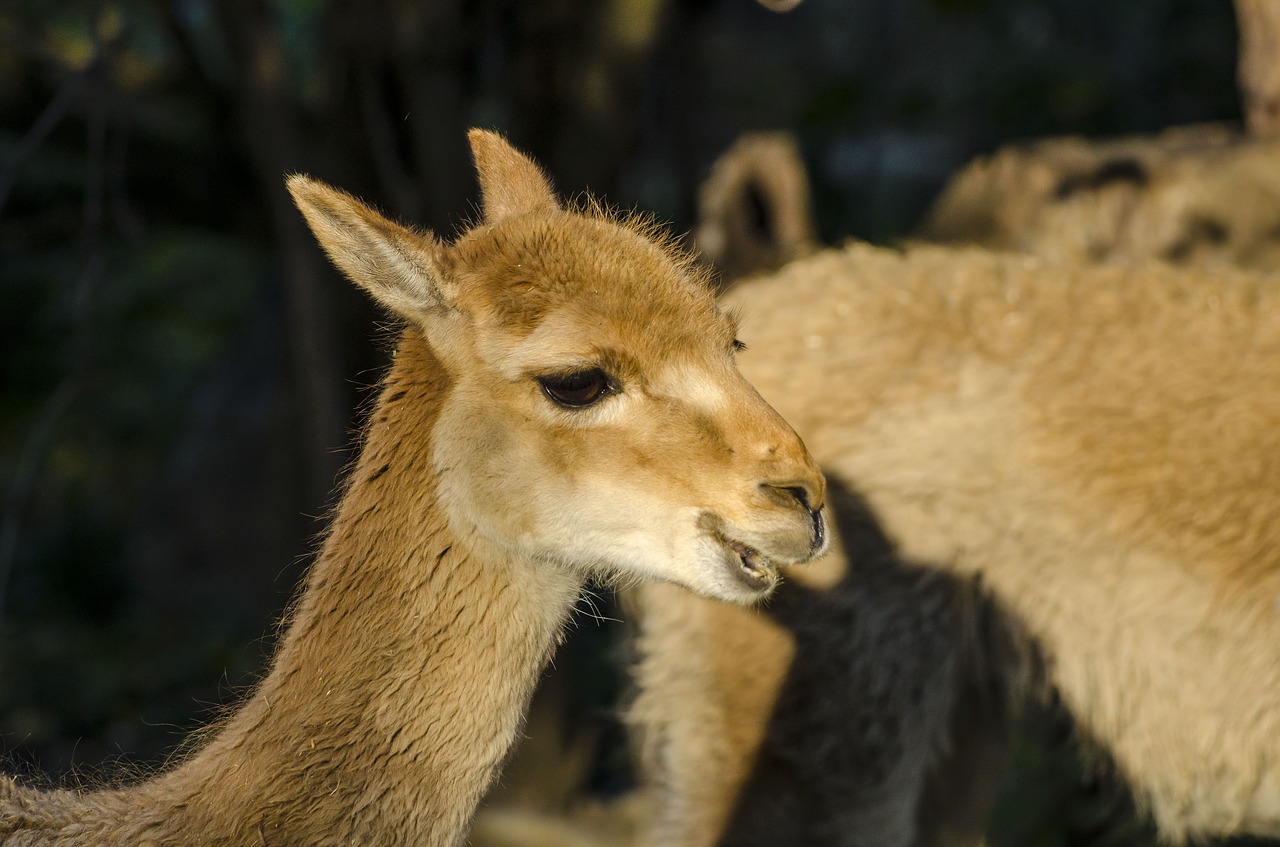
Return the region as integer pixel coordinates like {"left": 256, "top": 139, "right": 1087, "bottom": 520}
{"left": 629, "top": 242, "right": 1280, "bottom": 846}
{"left": 0, "top": 130, "right": 827, "bottom": 846}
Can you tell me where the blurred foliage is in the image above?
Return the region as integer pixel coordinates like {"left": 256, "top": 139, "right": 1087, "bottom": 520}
{"left": 0, "top": 0, "right": 1261, "bottom": 843}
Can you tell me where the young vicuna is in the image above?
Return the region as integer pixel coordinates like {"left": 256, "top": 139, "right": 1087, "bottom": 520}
{"left": 630, "top": 243, "right": 1280, "bottom": 846}
{"left": 0, "top": 130, "right": 827, "bottom": 847}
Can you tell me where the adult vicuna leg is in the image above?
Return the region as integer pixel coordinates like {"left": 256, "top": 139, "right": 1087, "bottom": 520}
{"left": 1, "top": 129, "right": 827, "bottom": 846}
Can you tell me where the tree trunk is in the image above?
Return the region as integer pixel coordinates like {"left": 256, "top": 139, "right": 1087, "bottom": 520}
{"left": 213, "top": 0, "right": 350, "bottom": 508}
{"left": 1236, "top": 0, "right": 1280, "bottom": 137}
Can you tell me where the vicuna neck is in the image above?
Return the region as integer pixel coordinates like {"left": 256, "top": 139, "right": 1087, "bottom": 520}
{"left": 121, "top": 329, "right": 581, "bottom": 846}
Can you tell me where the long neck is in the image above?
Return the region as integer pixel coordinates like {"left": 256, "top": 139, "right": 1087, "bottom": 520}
{"left": 120, "top": 330, "right": 580, "bottom": 845}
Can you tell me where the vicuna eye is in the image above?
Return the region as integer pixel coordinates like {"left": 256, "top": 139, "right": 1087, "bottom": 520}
{"left": 538, "top": 368, "right": 614, "bottom": 409}
{"left": 731, "top": 338, "right": 747, "bottom": 352}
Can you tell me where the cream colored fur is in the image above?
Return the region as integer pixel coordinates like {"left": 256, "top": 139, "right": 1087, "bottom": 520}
{"left": 694, "top": 133, "right": 818, "bottom": 283}
{"left": 0, "top": 130, "right": 827, "bottom": 846}
{"left": 921, "top": 124, "right": 1280, "bottom": 271}
{"left": 630, "top": 243, "right": 1280, "bottom": 845}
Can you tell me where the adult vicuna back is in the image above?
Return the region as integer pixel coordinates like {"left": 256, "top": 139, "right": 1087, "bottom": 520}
{"left": 630, "top": 243, "right": 1280, "bottom": 846}
{"left": 0, "top": 130, "right": 827, "bottom": 847}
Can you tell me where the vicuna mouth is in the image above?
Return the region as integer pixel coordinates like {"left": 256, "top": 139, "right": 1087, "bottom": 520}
{"left": 716, "top": 531, "right": 779, "bottom": 590}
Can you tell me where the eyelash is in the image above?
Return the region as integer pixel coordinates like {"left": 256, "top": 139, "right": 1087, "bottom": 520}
{"left": 732, "top": 339, "right": 747, "bottom": 352}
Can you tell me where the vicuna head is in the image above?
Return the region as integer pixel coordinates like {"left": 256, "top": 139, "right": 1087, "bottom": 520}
{"left": 289, "top": 130, "right": 826, "bottom": 602}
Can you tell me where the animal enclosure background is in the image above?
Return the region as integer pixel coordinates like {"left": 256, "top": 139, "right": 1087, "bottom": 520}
{"left": 0, "top": 1, "right": 1262, "bottom": 845}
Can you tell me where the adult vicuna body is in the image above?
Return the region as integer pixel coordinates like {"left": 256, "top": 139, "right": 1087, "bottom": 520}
{"left": 630, "top": 242, "right": 1280, "bottom": 846}
{"left": 0, "top": 130, "right": 827, "bottom": 846}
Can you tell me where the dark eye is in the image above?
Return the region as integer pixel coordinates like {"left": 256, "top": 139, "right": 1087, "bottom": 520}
{"left": 731, "top": 338, "right": 747, "bottom": 352}
{"left": 538, "top": 368, "right": 614, "bottom": 408}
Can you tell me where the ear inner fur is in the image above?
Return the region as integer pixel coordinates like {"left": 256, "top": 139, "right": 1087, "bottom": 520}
{"left": 286, "top": 175, "right": 449, "bottom": 320}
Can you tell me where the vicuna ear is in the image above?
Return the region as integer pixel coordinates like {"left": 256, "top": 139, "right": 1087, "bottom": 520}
{"left": 287, "top": 175, "right": 450, "bottom": 319}
{"left": 468, "top": 129, "right": 560, "bottom": 223}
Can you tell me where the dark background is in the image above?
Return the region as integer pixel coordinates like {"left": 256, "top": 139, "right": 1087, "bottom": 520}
{"left": 0, "top": 0, "right": 1248, "bottom": 842}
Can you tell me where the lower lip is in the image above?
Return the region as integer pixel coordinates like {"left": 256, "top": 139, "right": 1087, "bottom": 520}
{"left": 718, "top": 534, "right": 776, "bottom": 590}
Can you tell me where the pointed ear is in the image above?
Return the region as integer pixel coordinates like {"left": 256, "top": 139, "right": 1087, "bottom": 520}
{"left": 287, "top": 175, "right": 450, "bottom": 320}
{"left": 468, "top": 129, "right": 560, "bottom": 223}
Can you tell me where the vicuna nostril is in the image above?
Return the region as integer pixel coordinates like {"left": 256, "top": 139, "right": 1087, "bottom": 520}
{"left": 764, "top": 484, "right": 826, "bottom": 548}
{"left": 782, "top": 486, "right": 810, "bottom": 509}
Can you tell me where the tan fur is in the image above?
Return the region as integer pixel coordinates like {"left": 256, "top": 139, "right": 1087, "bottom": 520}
{"left": 0, "top": 130, "right": 827, "bottom": 846}
{"left": 694, "top": 132, "right": 818, "bottom": 284}
{"left": 921, "top": 124, "right": 1280, "bottom": 271}
{"left": 1236, "top": 0, "right": 1280, "bottom": 138}
{"left": 630, "top": 243, "right": 1280, "bottom": 845}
